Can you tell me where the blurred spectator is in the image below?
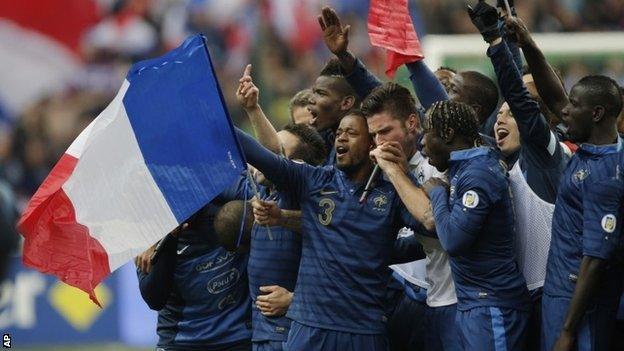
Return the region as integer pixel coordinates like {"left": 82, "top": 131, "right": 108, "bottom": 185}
{"left": 2, "top": 0, "right": 624, "bottom": 218}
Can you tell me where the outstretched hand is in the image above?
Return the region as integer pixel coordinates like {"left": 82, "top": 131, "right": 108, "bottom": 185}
{"left": 504, "top": 16, "right": 532, "bottom": 47}
{"left": 236, "top": 64, "right": 259, "bottom": 111}
{"left": 318, "top": 6, "right": 350, "bottom": 56}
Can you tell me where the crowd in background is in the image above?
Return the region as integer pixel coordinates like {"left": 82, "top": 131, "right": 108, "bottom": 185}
{"left": 1, "top": 0, "right": 624, "bottom": 218}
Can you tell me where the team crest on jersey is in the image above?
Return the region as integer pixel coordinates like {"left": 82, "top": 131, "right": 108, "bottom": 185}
{"left": 462, "top": 190, "right": 479, "bottom": 209}
{"left": 602, "top": 214, "right": 617, "bottom": 233}
{"left": 373, "top": 194, "right": 389, "bottom": 210}
{"left": 573, "top": 168, "right": 589, "bottom": 182}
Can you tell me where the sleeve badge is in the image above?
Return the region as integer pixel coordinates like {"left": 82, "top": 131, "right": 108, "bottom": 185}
{"left": 462, "top": 190, "right": 479, "bottom": 209}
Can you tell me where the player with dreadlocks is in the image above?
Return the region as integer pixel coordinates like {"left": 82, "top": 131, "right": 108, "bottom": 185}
{"left": 372, "top": 100, "right": 530, "bottom": 351}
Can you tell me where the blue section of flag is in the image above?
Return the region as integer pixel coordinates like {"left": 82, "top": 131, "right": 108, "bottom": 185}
{"left": 122, "top": 34, "right": 246, "bottom": 223}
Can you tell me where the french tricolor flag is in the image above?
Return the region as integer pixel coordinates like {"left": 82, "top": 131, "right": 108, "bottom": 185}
{"left": 17, "top": 35, "right": 246, "bottom": 305}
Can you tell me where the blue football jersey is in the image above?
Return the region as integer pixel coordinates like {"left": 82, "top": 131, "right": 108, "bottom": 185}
{"left": 545, "top": 138, "right": 624, "bottom": 298}
{"left": 248, "top": 186, "right": 302, "bottom": 342}
{"left": 429, "top": 147, "right": 530, "bottom": 311}
{"left": 235, "top": 128, "right": 422, "bottom": 334}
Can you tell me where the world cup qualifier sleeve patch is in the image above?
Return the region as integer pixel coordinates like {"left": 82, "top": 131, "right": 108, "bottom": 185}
{"left": 462, "top": 190, "right": 479, "bottom": 209}
{"left": 601, "top": 214, "right": 617, "bottom": 233}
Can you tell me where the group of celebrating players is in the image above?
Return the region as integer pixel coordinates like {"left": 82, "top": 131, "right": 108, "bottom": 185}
{"left": 133, "top": 1, "right": 624, "bottom": 351}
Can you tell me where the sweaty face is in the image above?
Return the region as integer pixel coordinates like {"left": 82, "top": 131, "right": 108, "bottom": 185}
{"left": 291, "top": 105, "right": 313, "bottom": 125}
{"left": 422, "top": 128, "right": 450, "bottom": 172}
{"left": 435, "top": 69, "right": 456, "bottom": 94}
{"left": 334, "top": 114, "right": 373, "bottom": 174}
{"left": 367, "top": 111, "right": 416, "bottom": 156}
{"left": 561, "top": 84, "right": 594, "bottom": 143}
{"left": 494, "top": 102, "right": 521, "bottom": 156}
{"left": 308, "top": 76, "right": 347, "bottom": 132}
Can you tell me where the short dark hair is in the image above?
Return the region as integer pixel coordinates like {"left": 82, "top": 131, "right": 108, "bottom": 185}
{"left": 424, "top": 101, "right": 480, "bottom": 144}
{"left": 460, "top": 71, "right": 499, "bottom": 123}
{"left": 289, "top": 89, "right": 313, "bottom": 119}
{"left": 319, "top": 58, "right": 344, "bottom": 77}
{"left": 361, "top": 82, "right": 419, "bottom": 121}
{"left": 576, "top": 75, "right": 623, "bottom": 119}
{"left": 282, "top": 123, "right": 327, "bottom": 166}
{"left": 318, "top": 59, "right": 359, "bottom": 104}
{"left": 344, "top": 108, "right": 366, "bottom": 120}
{"left": 437, "top": 66, "right": 457, "bottom": 74}
{"left": 214, "top": 200, "right": 254, "bottom": 252}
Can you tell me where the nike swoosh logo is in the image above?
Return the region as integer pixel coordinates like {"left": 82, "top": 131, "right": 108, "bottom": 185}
{"left": 320, "top": 190, "right": 338, "bottom": 195}
{"left": 177, "top": 245, "right": 190, "bottom": 255}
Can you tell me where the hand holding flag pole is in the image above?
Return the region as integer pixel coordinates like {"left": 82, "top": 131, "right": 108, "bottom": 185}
{"left": 246, "top": 169, "right": 274, "bottom": 240}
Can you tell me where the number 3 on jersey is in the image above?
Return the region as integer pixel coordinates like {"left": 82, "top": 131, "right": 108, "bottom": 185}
{"left": 318, "top": 198, "right": 335, "bottom": 226}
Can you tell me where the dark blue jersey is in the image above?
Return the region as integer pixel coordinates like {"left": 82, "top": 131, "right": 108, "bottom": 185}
{"left": 320, "top": 129, "right": 337, "bottom": 166}
{"left": 247, "top": 185, "right": 302, "bottom": 342}
{"left": 544, "top": 139, "right": 624, "bottom": 299}
{"left": 236, "top": 129, "right": 422, "bottom": 334}
{"left": 137, "top": 181, "right": 253, "bottom": 350}
{"left": 428, "top": 147, "right": 530, "bottom": 311}
{"left": 488, "top": 41, "right": 568, "bottom": 204}
{"left": 582, "top": 176, "right": 624, "bottom": 261}
{"left": 138, "top": 228, "right": 251, "bottom": 350}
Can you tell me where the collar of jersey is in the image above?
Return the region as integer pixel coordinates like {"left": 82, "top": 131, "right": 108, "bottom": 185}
{"left": 449, "top": 146, "right": 490, "bottom": 162}
{"left": 579, "top": 136, "right": 622, "bottom": 156}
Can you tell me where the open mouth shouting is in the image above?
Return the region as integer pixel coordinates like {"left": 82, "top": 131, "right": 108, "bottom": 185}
{"left": 335, "top": 144, "right": 349, "bottom": 160}
{"left": 496, "top": 126, "right": 510, "bottom": 146}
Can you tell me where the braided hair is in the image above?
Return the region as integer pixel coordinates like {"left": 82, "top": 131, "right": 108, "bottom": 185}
{"left": 424, "top": 101, "right": 481, "bottom": 146}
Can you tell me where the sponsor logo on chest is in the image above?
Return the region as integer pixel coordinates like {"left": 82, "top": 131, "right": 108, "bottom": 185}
{"left": 195, "top": 251, "right": 236, "bottom": 273}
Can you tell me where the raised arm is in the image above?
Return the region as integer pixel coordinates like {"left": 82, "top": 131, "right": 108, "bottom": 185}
{"left": 506, "top": 16, "right": 568, "bottom": 120}
{"left": 488, "top": 39, "right": 554, "bottom": 150}
{"left": 236, "top": 64, "right": 281, "bottom": 154}
{"left": 318, "top": 7, "right": 382, "bottom": 100}
{"left": 406, "top": 61, "right": 449, "bottom": 111}
{"left": 236, "top": 128, "right": 312, "bottom": 197}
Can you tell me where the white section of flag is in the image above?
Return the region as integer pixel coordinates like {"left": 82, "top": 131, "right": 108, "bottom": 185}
{"left": 62, "top": 80, "right": 178, "bottom": 271}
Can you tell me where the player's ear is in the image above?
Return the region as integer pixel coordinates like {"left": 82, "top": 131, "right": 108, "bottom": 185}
{"left": 405, "top": 113, "right": 420, "bottom": 134}
{"left": 592, "top": 105, "right": 606, "bottom": 123}
{"left": 340, "top": 95, "right": 356, "bottom": 111}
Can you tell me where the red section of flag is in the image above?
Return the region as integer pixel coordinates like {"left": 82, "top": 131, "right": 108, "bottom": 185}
{"left": 18, "top": 153, "right": 109, "bottom": 306}
{"left": 0, "top": 0, "right": 100, "bottom": 54}
{"left": 368, "top": 0, "right": 423, "bottom": 78}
